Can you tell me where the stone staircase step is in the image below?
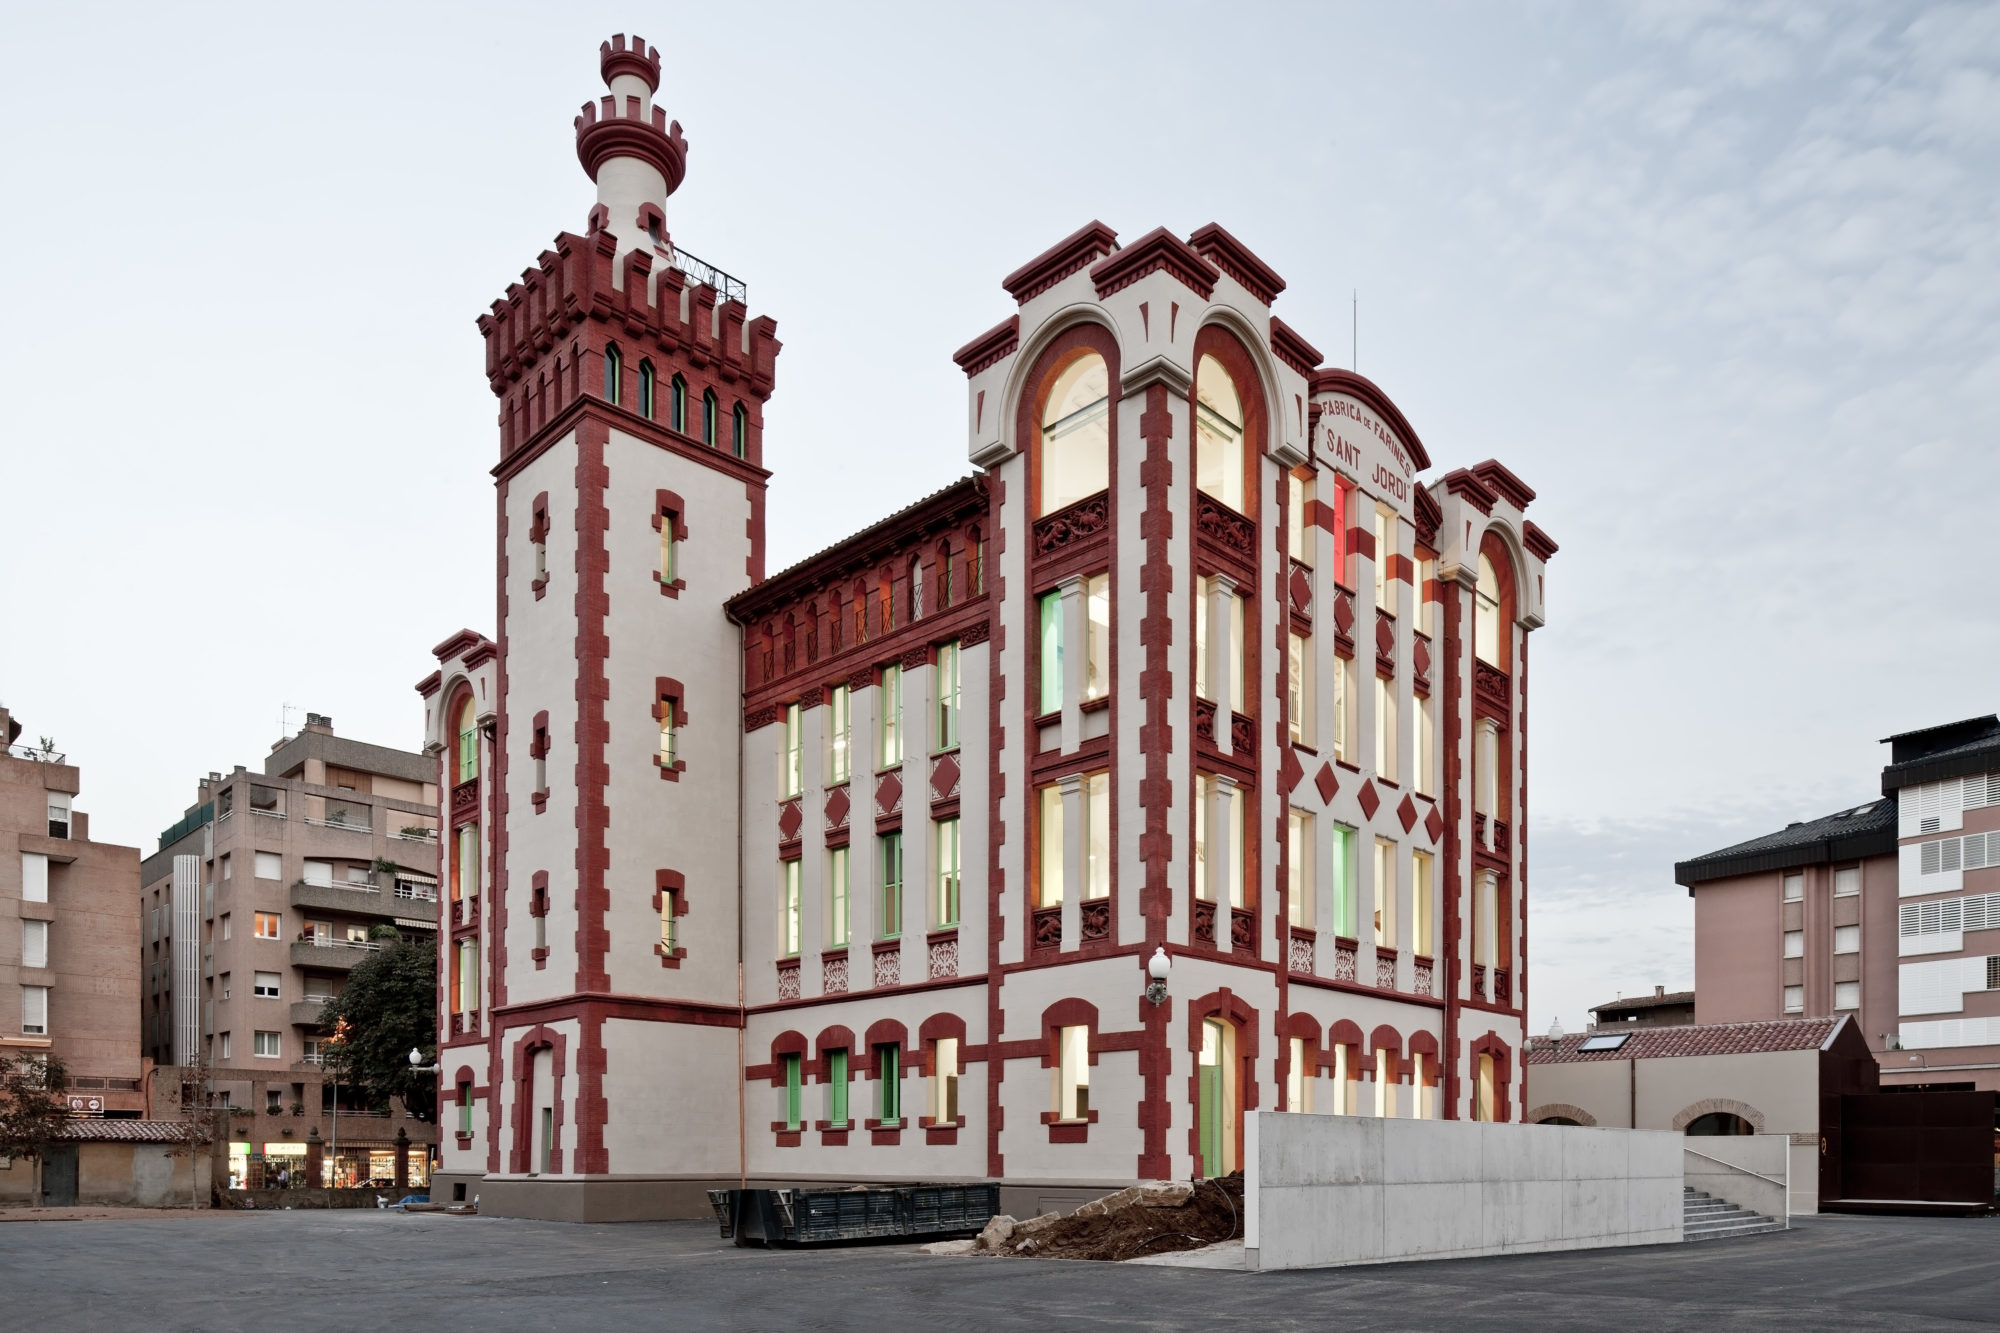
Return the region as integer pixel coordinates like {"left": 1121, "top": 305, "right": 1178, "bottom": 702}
{"left": 1680, "top": 1187, "right": 1783, "bottom": 1241}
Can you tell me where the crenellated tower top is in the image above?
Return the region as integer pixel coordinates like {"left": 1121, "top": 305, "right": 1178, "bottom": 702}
{"left": 575, "top": 34, "right": 687, "bottom": 256}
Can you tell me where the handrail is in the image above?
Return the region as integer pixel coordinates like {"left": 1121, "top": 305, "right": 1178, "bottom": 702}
{"left": 1681, "top": 1145, "right": 1786, "bottom": 1187}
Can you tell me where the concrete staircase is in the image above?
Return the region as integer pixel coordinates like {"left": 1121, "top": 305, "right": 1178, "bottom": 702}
{"left": 1683, "top": 1187, "right": 1785, "bottom": 1241}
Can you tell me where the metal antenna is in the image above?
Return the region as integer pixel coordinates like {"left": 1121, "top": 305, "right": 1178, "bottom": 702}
{"left": 1352, "top": 290, "right": 1358, "bottom": 371}
{"left": 279, "top": 702, "right": 300, "bottom": 739}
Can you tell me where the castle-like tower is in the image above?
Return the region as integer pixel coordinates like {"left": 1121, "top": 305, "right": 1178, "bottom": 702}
{"left": 421, "top": 37, "right": 1552, "bottom": 1221}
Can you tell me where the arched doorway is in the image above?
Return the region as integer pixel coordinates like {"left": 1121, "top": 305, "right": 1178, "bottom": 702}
{"left": 1197, "top": 1017, "right": 1239, "bottom": 1178}
{"left": 1684, "top": 1112, "right": 1756, "bottom": 1137}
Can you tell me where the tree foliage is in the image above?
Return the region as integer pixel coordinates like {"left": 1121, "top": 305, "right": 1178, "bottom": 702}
{"left": 319, "top": 933, "right": 436, "bottom": 1122}
{"left": 0, "top": 1053, "right": 70, "bottom": 1162}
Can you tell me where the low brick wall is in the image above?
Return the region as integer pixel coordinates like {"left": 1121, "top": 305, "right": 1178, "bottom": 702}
{"left": 220, "top": 1188, "right": 399, "bottom": 1210}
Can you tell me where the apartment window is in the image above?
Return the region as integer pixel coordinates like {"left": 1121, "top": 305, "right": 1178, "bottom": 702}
{"left": 1393, "top": 851, "right": 1424, "bottom": 962}
{"left": 929, "top": 1036, "right": 960, "bottom": 1123}
{"left": 255, "top": 851, "right": 281, "bottom": 880}
{"left": 20, "top": 854, "right": 48, "bottom": 906}
{"left": 1288, "top": 810, "right": 1313, "bottom": 929}
{"left": 1834, "top": 925, "right": 1860, "bottom": 954}
{"left": 878, "top": 832, "right": 903, "bottom": 939}
{"left": 253, "top": 1031, "right": 281, "bottom": 1059}
{"left": 22, "top": 920, "right": 48, "bottom": 970}
{"left": 1287, "top": 1035, "right": 1312, "bottom": 1112}
{"left": 781, "top": 859, "right": 802, "bottom": 957}
{"left": 1194, "top": 354, "right": 1246, "bottom": 513}
{"left": 1193, "top": 576, "right": 1248, "bottom": 713}
{"left": 827, "top": 1049, "right": 851, "bottom": 1128}
{"left": 828, "top": 847, "right": 851, "bottom": 947}
{"left": 1037, "top": 350, "right": 1109, "bottom": 516}
{"left": 878, "top": 664, "right": 903, "bottom": 768}
{"left": 46, "top": 793, "right": 70, "bottom": 840}
{"left": 1474, "top": 554, "right": 1503, "bottom": 667}
{"left": 1375, "top": 677, "right": 1398, "bottom": 782}
{"left": 1783, "top": 985, "right": 1804, "bottom": 1013}
{"left": 1333, "top": 655, "right": 1357, "bottom": 765}
{"left": 638, "top": 359, "right": 655, "bottom": 419}
{"left": 220, "top": 913, "right": 231, "bottom": 941}
{"left": 1834, "top": 867, "right": 1861, "bottom": 897}
{"left": 1835, "top": 981, "right": 1860, "bottom": 1011}
{"left": 219, "top": 1032, "right": 231, "bottom": 1062}
{"left": 702, "top": 389, "right": 718, "bottom": 446}
{"left": 1193, "top": 775, "right": 1247, "bottom": 908}
{"left": 456, "top": 695, "right": 479, "bottom": 783}
{"left": 827, "top": 684, "right": 852, "bottom": 784}
{"left": 1374, "top": 839, "right": 1398, "bottom": 950}
{"left": 732, "top": 402, "right": 748, "bottom": 459}
{"left": 1374, "top": 505, "right": 1397, "bottom": 615}
{"left": 935, "top": 641, "right": 961, "bottom": 751}
{"left": 254, "top": 912, "right": 281, "bottom": 941}
{"left": 1038, "top": 590, "right": 1063, "bottom": 714}
{"left": 1288, "top": 469, "right": 1315, "bottom": 565}
{"left": 934, "top": 818, "right": 961, "bottom": 928}
{"left": 21, "top": 986, "right": 48, "bottom": 1036}
{"left": 1288, "top": 633, "right": 1313, "bottom": 746}
{"left": 782, "top": 703, "right": 802, "bottom": 798}
{"left": 1035, "top": 784, "right": 1064, "bottom": 907}
{"left": 602, "top": 342, "right": 621, "bottom": 403}
{"left": 253, "top": 972, "right": 280, "bottom": 999}
{"left": 875, "top": 1044, "right": 901, "bottom": 1122}
{"left": 457, "top": 1081, "right": 474, "bottom": 1135}
{"left": 1055, "top": 1025, "right": 1090, "bottom": 1122}
{"left": 1783, "top": 874, "right": 1803, "bottom": 902}
{"left": 782, "top": 1054, "right": 803, "bottom": 1131}
{"left": 452, "top": 824, "right": 480, "bottom": 900}
{"left": 1783, "top": 930, "right": 1804, "bottom": 959}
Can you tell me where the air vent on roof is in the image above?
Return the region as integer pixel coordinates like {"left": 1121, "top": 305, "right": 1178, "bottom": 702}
{"left": 1578, "top": 1033, "right": 1631, "bottom": 1052}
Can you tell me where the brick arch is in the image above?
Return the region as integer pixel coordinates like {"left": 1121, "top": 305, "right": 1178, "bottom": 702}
{"left": 1469, "top": 1030, "right": 1514, "bottom": 1122}
{"left": 1186, "top": 987, "right": 1260, "bottom": 1171}
{"left": 1528, "top": 1102, "right": 1599, "bottom": 1127}
{"left": 507, "top": 1025, "right": 567, "bottom": 1174}
{"left": 1324, "top": 1018, "right": 1365, "bottom": 1074}
{"left": 813, "top": 1025, "right": 857, "bottom": 1079}
{"left": 863, "top": 1018, "right": 909, "bottom": 1076}
{"left": 917, "top": 1013, "right": 968, "bottom": 1077}
{"left": 1278, "top": 1012, "right": 1321, "bottom": 1111}
{"left": 1671, "top": 1098, "right": 1767, "bottom": 1133}
{"left": 1368, "top": 1024, "right": 1405, "bottom": 1081}
{"left": 768, "top": 1029, "right": 808, "bottom": 1083}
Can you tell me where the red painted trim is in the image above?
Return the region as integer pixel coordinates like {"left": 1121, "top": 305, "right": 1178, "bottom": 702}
{"left": 1001, "top": 220, "right": 1119, "bottom": 303}
{"left": 1187, "top": 222, "right": 1286, "bottom": 305}
{"left": 493, "top": 991, "right": 742, "bottom": 1030}
{"left": 1471, "top": 459, "right": 1536, "bottom": 511}
{"left": 1091, "top": 226, "right": 1218, "bottom": 300}
{"left": 1308, "top": 367, "right": 1433, "bottom": 473}
{"left": 952, "top": 315, "right": 1020, "bottom": 376}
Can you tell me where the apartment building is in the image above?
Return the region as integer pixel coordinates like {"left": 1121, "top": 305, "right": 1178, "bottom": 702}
{"left": 422, "top": 35, "right": 1556, "bottom": 1220}
{"left": 1677, "top": 714, "right": 2000, "bottom": 1095}
{"left": 0, "top": 704, "right": 144, "bottom": 1115}
{"left": 141, "top": 714, "right": 439, "bottom": 1187}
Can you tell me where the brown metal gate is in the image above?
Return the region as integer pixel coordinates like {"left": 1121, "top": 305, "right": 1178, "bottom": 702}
{"left": 1825, "top": 1091, "right": 1995, "bottom": 1214}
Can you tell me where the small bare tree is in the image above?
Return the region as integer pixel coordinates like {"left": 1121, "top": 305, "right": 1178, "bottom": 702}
{"left": 0, "top": 1054, "right": 70, "bottom": 1200}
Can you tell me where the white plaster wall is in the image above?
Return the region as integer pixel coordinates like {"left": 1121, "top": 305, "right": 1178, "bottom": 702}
{"left": 995, "top": 956, "right": 1150, "bottom": 1182}
{"left": 489, "top": 1016, "right": 582, "bottom": 1178}
{"left": 1245, "top": 1113, "right": 1682, "bottom": 1271}
{"left": 1683, "top": 1136, "right": 1790, "bottom": 1221}
{"left": 600, "top": 1017, "right": 740, "bottom": 1175}
{"left": 954, "top": 643, "right": 990, "bottom": 973}
{"left": 741, "top": 717, "right": 782, "bottom": 1005}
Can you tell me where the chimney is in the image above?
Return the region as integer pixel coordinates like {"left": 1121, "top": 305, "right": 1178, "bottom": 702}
{"left": 304, "top": 714, "right": 334, "bottom": 735}
{"left": 1655, "top": 985, "right": 1665, "bottom": 998}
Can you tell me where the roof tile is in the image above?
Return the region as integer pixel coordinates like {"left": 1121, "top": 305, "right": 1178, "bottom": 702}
{"left": 1526, "top": 1016, "right": 1843, "bottom": 1065}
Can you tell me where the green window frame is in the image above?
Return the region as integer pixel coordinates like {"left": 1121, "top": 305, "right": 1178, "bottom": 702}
{"left": 670, "top": 374, "right": 687, "bottom": 433}
{"left": 829, "top": 846, "right": 850, "bottom": 948}
{"left": 934, "top": 817, "right": 961, "bottom": 927}
{"left": 827, "top": 684, "right": 851, "bottom": 784}
{"left": 603, "top": 342, "right": 621, "bottom": 405}
{"left": 935, "top": 641, "right": 961, "bottom": 752}
{"left": 639, "top": 359, "right": 656, "bottom": 419}
{"left": 783, "top": 1054, "right": 803, "bottom": 1131}
{"left": 782, "top": 703, "right": 802, "bottom": 798}
{"left": 781, "top": 859, "right": 802, "bottom": 957}
{"left": 828, "top": 1049, "right": 849, "bottom": 1128}
{"left": 702, "top": 389, "right": 718, "bottom": 446}
{"left": 876, "top": 1044, "right": 900, "bottom": 1122}
{"left": 456, "top": 1081, "right": 473, "bottom": 1135}
{"left": 1330, "top": 823, "right": 1359, "bottom": 939}
{"left": 732, "top": 402, "right": 748, "bottom": 459}
{"left": 456, "top": 718, "right": 478, "bottom": 784}
{"left": 1038, "top": 590, "right": 1063, "bottom": 714}
{"left": 879, "top": 831, "right": 903, "bottom": 939}
{"left": 878, "top": 664, "right": 903, "bottom": 768}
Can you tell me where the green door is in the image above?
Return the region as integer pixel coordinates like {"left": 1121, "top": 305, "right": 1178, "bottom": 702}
{"left": 1199, "top": 1019, "right": 1225, "bottom": 1178}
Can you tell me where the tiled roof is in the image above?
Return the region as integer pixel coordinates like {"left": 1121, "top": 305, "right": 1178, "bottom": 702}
{"left": 1674, "top": 798, "right": 1896, "bottom": 886}
{"left": 1591, "top": 989, "right": 1694, "bottom": 1014}
{"left": 56, "top": 1118, "right": 191, "bottom": 1143}
{"left": 1526, "top": 1016, "right": 1844, "bottom": 1066}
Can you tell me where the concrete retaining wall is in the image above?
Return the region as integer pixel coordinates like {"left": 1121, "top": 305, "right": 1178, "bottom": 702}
{"left": 1244, "top": 1112, "right": 1683, "bottom": 1271}
{"left": 1683, "top": 1136, "right": 1789, "bottom": 1222}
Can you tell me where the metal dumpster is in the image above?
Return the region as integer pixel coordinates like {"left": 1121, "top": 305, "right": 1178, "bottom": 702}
{"left": 706, "top": 1182, "right": 1000, "bottom": 1247}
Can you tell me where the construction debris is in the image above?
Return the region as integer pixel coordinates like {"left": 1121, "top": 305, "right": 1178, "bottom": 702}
{"left": 968, "top": 1176, "right": 1242, "bottom": 1262}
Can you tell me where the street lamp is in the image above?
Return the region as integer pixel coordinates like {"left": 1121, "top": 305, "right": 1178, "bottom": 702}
{"left": 1145, "top": 948, "right": 1171, "bottom": 1007}
{"left": 409, "top": 1048, "right": 439, "bottom": 1073}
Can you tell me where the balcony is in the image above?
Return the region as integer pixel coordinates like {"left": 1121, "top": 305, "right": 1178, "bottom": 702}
{"left": 291, "top": 998, "right": 337, "bottom": 1027}
{"left": 289, "top": 938, "right": 382, "bottom": 971}
{"left": 290, "top": 879, "right": 400, "bottom": 919}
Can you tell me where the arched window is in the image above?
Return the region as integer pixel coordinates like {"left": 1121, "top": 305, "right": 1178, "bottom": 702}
{"left": 1036, "top": 351, "right": 1109, "bottom": 516}
{"left": 454, "top": 694, "right": 478, "bottom": 784}
{"left": 670, "top": 375, "right": 688, "bottom": 433}
{"left": 703, "top": 390, "right": 718, "bottom": 446}
{"left": 1684, "top": 1112, "right": 1756, "bottom": 1137}
{"left": 602, "top": 343, "right": 622, "bottom": 405}
{"left": 907, "top": 554, "right": 923, "bottom": 621}
{"left": 638, "top": 360, "right": 656, "bottom": 420}
{"left": 1194, "top": 353, "right": 1245, "bottom": 513}
{"left": 1474, "top": 541, "right": 1515, "bottom": 670}
{"left": 732, "top": 403, "right": 748, "bottom": 459}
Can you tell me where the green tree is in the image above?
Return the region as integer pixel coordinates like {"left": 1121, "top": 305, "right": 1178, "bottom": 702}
{"left": 0, "top": 1053, "right": 70, "bottom": 1166}
{"left": 318, "top": 931, "right": 436, "bottom": 1122}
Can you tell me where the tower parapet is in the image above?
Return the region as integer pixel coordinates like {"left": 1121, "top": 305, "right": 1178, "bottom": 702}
{"left": 576, "top": 34, "right": 688, "bottom": 256}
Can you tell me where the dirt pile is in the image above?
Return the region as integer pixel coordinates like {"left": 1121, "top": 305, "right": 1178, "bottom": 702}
{"left": 972, "top": 1174, "right": 1243, "bottom": 1262}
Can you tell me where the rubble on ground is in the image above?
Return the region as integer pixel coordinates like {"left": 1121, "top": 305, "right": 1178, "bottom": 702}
{"left": 967, "top": 1175, "right": 1242, "bottom": 1262}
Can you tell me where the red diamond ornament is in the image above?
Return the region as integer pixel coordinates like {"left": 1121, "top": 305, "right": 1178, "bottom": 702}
{"left": 778, "top": 800, "right": 803, "bottom": 842}
{"left": 1314, "top": 762, "right": 1340, "bottom": 805}
{"left": 1396, "top": 793, "right": 1419, "bottom": 833}
{"left": 930, "top": 752, "right": 961, "bottom": 800}
{"left": 1424, "top": 805, "right": 1444, "bottom": 843}
{"left": 875, "top": 770, "right": 903, "bottom": 816}
{"left": 1356, "top": 779, "right": 1380, "bottom": 820}
{"left": 1280, "top": 746, "right": 1305, "bottom": 795}
{"left": 823, "top": 786, "right": 850, "bottom": 829}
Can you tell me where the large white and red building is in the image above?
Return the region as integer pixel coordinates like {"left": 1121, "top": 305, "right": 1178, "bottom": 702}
{"left": 418, "top": 37, "right": 1557, "bottom": 1220}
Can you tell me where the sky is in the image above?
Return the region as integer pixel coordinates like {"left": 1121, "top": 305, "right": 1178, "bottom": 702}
{"left": 2, "top": 2, "right": 1996, "bottom": 1036}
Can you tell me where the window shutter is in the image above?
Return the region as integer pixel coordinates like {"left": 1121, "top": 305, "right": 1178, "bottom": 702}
{"left": 1922, "top": 841, "right": 1941, "bottom": 875}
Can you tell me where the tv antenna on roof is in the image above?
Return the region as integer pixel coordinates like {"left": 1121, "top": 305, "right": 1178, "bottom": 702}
{"left": 279, "top": 702, "right": 301, "bottom": 740}
{"left": 1352, "top": 289, "right": 1358, "bottom": 372}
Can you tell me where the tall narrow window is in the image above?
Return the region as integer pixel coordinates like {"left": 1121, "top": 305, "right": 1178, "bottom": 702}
{"left": 452, "top": 824, "right": 480, "bottom": 901}
{"left": 1334, "top": 476, "right": 1356, "bottom": 589}
{"left": 1194, "top": 354, "right": 1245, "bottom": 513}
{"left": 638, "top": 359, "right": 656, "bottom": 419}
{"left": 539, "top": 1107, "right": 554, "bottom": 1173}
{"left": 827, "top": 685, "right": 852, "bottom": 784}
{"left": 782, "top": 703, "right": 802, "bottom": 798}
{"left": 21, "top": 985, "right": 49, "bottom": 1036}
{"left": 1418, "top": 555, "right": 1437, "bottom": 637}
{"left": 1037, "top": 352, "right": 1109, "bottom": 516}
{"left": 1412, "top": 851, "right": 1434, "bottom": 956}
{"left": 781, "top": 859, "right": 802, "bottom": 957}
{"left": 456, "top": 938, "right": 479, "bottom": 1014}
{"left": 456, "top": 696, "right": 479, "bottom": 783}
{"left": 827, "top": 1049, "right": 850, "bottom": 1128}
{"left": 1288, "top": 1035, "right": 1312, "bottom": 1112}
{"left": 1056, "top": 1025, "right": 1090, "bottom": 1121}
{"left": 658, "top": 696, "right": 677, "bottom": 770}
{"left": 1374, "top": 505, "right": 1396, "bottom": 614}
{"left": 457, "top": 1081, "right": 474, "bottom": 1136}
{"left": 1080, "top": 572, "right": 1110, "bottom": 701}
{"left": 1474, "top": 871, "right": 1499, "bottom": 969}
{"left": 1415, "top": 698, "right": 1435, "bottom": 796}
{"left": 878, "top": 665, "right": 903, "bottom": 767}
{"left": 1475, "top": 554, "right": 1503, "bottom": 667}
{"left": 702, "top": 389, "right": 718, "bottom": 446}
{"left": 732, "top": 403, "right": 747, "bottom": 459}
{"left": 602, "top": 343, "right": 622, "bottom": 404}
{"left": 659, "top": 507, "right": 677, "bottom": 585}
{"left": 878, "top": 831, "right": 903, "bottom": 939}
{"left": 935, "top": 641, "right": 961, "bottom": 751}
{"left": 930, "top": 1037, "right": 959, "bottom": 1123}
{"left": 1415, "top": 1052, "right": 1435, "bottom": 1119}
{"left": 1375, "top": 1047, "right": 1395, "bottom": 1117}
{"left": 670, "top": 374, "right": 687, "bottom": 433}
{"left": 1038, "top": 590, "right": 1063, "bottom": 714}
{"left": 660, "top": 887, "right": 677, "bottom": 954}
{"left": 1035, "top": 784, "right": 1064, "bottom": 907}
{"left": 783, "top": 1054, "right": 803, "bottom": 1130}
{"left": 1288, "top": 468, "right": 1315, "bottom": 565}
{"left": 1288, "top": 633, "right": 1312, "bottom": 745}
{"left": 938, "top": 541, "right": 955, "bottom": 608}
{"left": 968, "top": 530, "right": 984, "bottom": 596}
{"left": 1374, "top": 838, "right": 1397, "bottom": 950}
{"left": 1332, "top": 1042, "right": 1351, "bottom": 1115}
{"left": 1193, "top": 775, "right": 1247, "bottom": 908}
{"left": 908, "top": 554, "right": 924, "bottom": 620}
{"left": 1475, "top": 1053, "right": 1497, "bottom": 1121}
{"left": 934, "top": 818, "right": 961, "bottom": 927}
{"left": 1085, "top": 773, "right": 1110, "bottom": 900}
{"left": 22, "top": 920, "right": 49, "bottom": 970}
{"left": 1288, "top": 810, "right": 1313, "bottom": 928}
{"left": 1376, "top": 677, "right": 1398, "bottom": 782}
{"left": 828, "top": 846, "right": 850, "bottom": 947}
{"left": 1333, "top": 654, "right": 1355, "bottom": 764}
{"left": 1194, "top": 577, "right": 1248, "bottom": 713}
{"left": 875, "top": 1044, "right": 901, "bottom": 1122}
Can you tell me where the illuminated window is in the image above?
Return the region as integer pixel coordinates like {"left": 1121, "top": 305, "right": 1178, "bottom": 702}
{"left": 781, "top": 859, "right": 801, "bottom": 957}
{"left": 934, "top": 819, "right": 960, "bottom": 927}
{"left": 1376, "top": 676, "right": 1398, "bottom": 782}
{"left": 935, "top": 642, "right": 961, "bottom": 751}
{"left": 254, "top": 912, "right": 281, "bottom": 941}
{"left": 878, "top": 832, "right": 903, "bottom": 939}
{"left": 1084, "top": 573, "right": 1109, "bottom": 702}
{"left": 929, "top": 1037, "right": 960, "bottom": 1123}
{"left": 1195, "top": 354, "right": 1244, "bottom": 513}
{"left": 828, "top": 846, "right": 849, "bottom": 946}
{"left": 1475, "top": 1053, "right": 1497, "bottom": 1121}
{"left": 1194, "top": 775, "right": 1246, "bottom": 907}
{"left": 1035, "top": 784, "right": 1064, "bottom": 907}
{"left": 1194, "top": 576, "right": 1247, "bottom": 712}
{"left": 782, "top": 703, "right": 802, "bottom": 799}
{"left": 1374, "top": 839, "right": 1398, "bottom": 950}
{"left": 1288, "top": 810, "right": 1313, "bottom": 928}
{"left": 1037, "top": 353, "right": 1109, "bottom": 516}
{"left": 1055, "top": 1025, "right": 1090, "bottom": 1121}
{"left": 826, "top": 684, "right": 852, "bottom": 784}
{"left": 1288, "top": 469, "right": 1315, "bottom": 565}
{"left": 878, "top": 665, "right": 903, "bottom": 767}
{"left": 1287, "top": 1035, "right": 1312, "bottom": 1112}
{"left": 1375, "top": 1048, "right": 1395, "bottom": 1117}
{"left": 1412, "top": 850, "right": 1435, "bottom": 956}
